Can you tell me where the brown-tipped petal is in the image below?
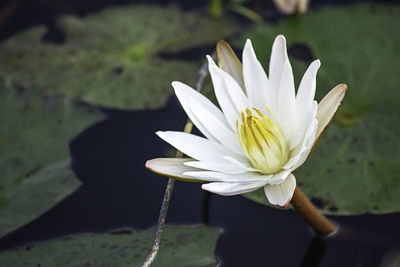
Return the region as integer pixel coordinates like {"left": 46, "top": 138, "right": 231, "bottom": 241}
{"left": 145, "top": 158, "right": 204, "bottom": 183}
{"left": 316, "top": 84, "right": 348, "bottom": 140}
{"left": 216, "top": 40, "right": 245, "bottom": 89}
{"left": 293, "top": 84, "right": 347, "bottom": 172}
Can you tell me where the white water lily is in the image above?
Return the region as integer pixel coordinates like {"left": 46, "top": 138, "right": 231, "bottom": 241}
{"left": 146, "top": 35, "right": 347, "bottom": 207}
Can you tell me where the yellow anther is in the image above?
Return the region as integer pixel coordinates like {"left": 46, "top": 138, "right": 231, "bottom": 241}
{"left": 236, "top": 107, "right": 289, "bottom": 174}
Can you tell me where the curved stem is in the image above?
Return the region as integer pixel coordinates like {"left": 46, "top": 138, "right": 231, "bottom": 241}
{"left": 143, "top": 58, "right": 211, "bottom": 267}
{"left": 291, "top": 187, "right": 337, "bottom": 236}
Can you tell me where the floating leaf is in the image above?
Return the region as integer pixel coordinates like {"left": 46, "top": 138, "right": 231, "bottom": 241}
{"left": 0, "top": 5, "right": 238, "bottom": 110}
{"left": 237, "top": 5, "right": 400, "bottom": 214}
{"left": 0, "top": 225, "right": 221, "bottom": 266}
{"left": 0, "top": 81, "right": 100, "bottom": 237}
{"left": 0, "top": 161, "right": 80, "bottom": 238}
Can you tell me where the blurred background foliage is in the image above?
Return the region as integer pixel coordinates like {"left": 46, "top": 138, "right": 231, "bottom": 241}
{"left": 0, "top": 0, "right": 399, "bottom": 265}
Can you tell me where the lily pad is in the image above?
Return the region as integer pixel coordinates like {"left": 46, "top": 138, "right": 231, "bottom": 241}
{"left": 0, "top": 161, "right": 80, "bottom": 238}
{"left": 238, "top": 5, "right": 400, "bottom": 214}
{"left": 0, "top": 225, "right": 221, "bottom": 266}
{"left": 0, "top": 80, "right": 100, "bottom": 237}
{"left": 0, "top": 5, "right": 238, "bottom": 110}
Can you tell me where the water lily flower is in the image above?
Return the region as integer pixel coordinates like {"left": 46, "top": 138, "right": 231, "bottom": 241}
{"left": 146, "top": 35, "right": 347, "bottom": 207}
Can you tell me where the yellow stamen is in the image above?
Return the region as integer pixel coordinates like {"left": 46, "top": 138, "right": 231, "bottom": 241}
{"left": 237, "top": 107, "right": 289, "bottom": 174}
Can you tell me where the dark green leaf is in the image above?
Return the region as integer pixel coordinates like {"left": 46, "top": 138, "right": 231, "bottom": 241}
{"left": 0, "top": 225, "right": 221, "bottom": 266}
{"left": 0, "top": 81, "right": 100, "bottom": 237}
{"left": 0, "top": 5, "right": 238, "bottom": 110}
{"left": 0, "top": 161, "right": 80, "bottom": 238}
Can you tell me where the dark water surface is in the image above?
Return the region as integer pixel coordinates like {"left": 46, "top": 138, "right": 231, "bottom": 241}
{"left": 0, "top": 0, "right": 399, "bottom": 266}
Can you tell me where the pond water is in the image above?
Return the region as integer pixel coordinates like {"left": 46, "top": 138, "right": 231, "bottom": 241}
{"left": 0, "top": 0, "right": 399, "bottom": 266}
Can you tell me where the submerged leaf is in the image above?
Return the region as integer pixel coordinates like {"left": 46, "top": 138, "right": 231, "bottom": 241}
{"left": 0, "top": 225, "right": 221, "bottom": 266}
{"left": 238, "top": 5, "right": 400, "bottom": 215}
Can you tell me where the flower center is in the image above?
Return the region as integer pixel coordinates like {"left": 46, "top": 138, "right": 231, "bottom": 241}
{"left": 236, "top": 107, "right": 289, "bottom": 174}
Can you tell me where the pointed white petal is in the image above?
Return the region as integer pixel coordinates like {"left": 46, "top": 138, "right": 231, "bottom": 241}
{"left": 207, "top": 56, "right": 239, "bottom": 129}
{"left": 202, "top": 180, "right": 268, "bottom": 196}
{"left": 289, "top": 101, "right": 317, "bottom": 150}
{"left": 172, "top": 81, "right": 226, "bottom": 123}
{"left": 223, "top": 156, "right": 260, "bottom": 172}
{"left": 316, "top": 84, "right": 348, "bottom": 138}
{"left": 183, "top": 170, "right": 271, "bottom": 183}
{"left": 156, "top": 131, "right": 238, "bottom": 163}
{"left": 269, "top": 35, "right": 296, "bottom": 139}
{"left": 264, "top": 174, "right": 296, "bottom": 207}
{"left": 267, "top": 169, "right": 291, "bottom": 184}
{"left": 277, "top": 59, "right": 296, "bottom": 125}
{"left": 289, "top": 84, "right": 346, "bottom": 172}
{"left": 269, "top": 35, "right": 287, "bottom": 94}
{"left": 292, "top": 118, "right": 318, "bottom": 170}
{"left": 183, "top": 161, "right": 247, "bottom": 175}
{"left": 173, "top": 82, "right": 219, "bottom": 142}
{"left": 207, "top": 55, "right": 250, "bottom": 129}
{"left": 242, "top": 39, "right": 271, "bottom": 110}
{"left": 190, "top": 102, "right": 243, "bottom": 156}
{"left": 172, "top": 81, "right": 230, "bottom": 142}
{"left": 145, "top": 158, "right": 204, "bottom": 182}
{"left": 296, "top": 60, "right": 321, "bottom": 112}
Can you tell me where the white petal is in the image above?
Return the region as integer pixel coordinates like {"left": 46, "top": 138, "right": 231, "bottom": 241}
{"left": 145, "top": 158, "right": 204, "bottom": 182}
{"left": 190, "top": 102, "right": 243, "bottom": 156}
{"left": 222, "top": 156, "right": 260, "bottom": 173}
{"left": 207, "top": 55, "right": 250, "bottom": 129}
{"left": 316, "top": 84, "right": 348, "bottom": 138}
{"left": 269, "top": 35, "right": 296, "bottom": 140}
{"left": 296, "top": 60, "right": 320, "bottom": 112}
{"left": 289, "top": 100, "right": 317, "bottom": 150}
{"left": 202, "top": 180, "right": 268, "bottom": 196}
{"left": 269, "top": 35, "right": 287, "bottom": 96}
{"left": 183, "top": 170, "right": 271, "bottom": 183}
{"left": 242, "top": 39, "right": 271, "bottom": 110}
{"left": 267, "top": 169, "right": 291, "bottom": 184}
{"left": 156, "top": 131, "right": 238, "bottom": 163}
{"left": 276, "top": 60, "right": 296, "bottom": 132}
{"left": 172, "top": 81, "right": 228, "bottom": 142}
{"left": 292, "top": 118, "right": 318, "bottom": 170}
{"left": 183, "top": 161, "right": 247, "bottom": 175}
{"left": 264, "top": 173, "right": 296, "bottom": 207}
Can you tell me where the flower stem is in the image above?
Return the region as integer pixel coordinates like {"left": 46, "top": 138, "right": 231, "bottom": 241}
{"left": 291, "top": 187, "right": 337, "bottom": 236}
{"left": 143, "top": 58, "right": 211, "bottom": 267}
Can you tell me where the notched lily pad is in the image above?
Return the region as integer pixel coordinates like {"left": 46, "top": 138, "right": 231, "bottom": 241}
{"left": 0, "top": 225, "right": 222, "bottom": 266}
{"left": 239, "top": 5, "right": 400, "bottom": 215}
{"left": 0, "top": 80, "right": 100, "bottom": 237}
{"left": 0, "top": 5, "right": 238, "bottom": 110}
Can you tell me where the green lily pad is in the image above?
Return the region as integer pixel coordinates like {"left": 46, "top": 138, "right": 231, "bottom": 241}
{"left": 0, "top": 80, "right": 100, "bottom": 237}
{"left": 238, "top": 5, "right": 400, "bottom": 214}
{"left": 0, "top": 161, "right": 80, "bottom": 238}
{"left": 0, "top": 225, "right": 221, "bottom": 266}
{"left": 0, "top": 5, "right": 238, "bottom": 110}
